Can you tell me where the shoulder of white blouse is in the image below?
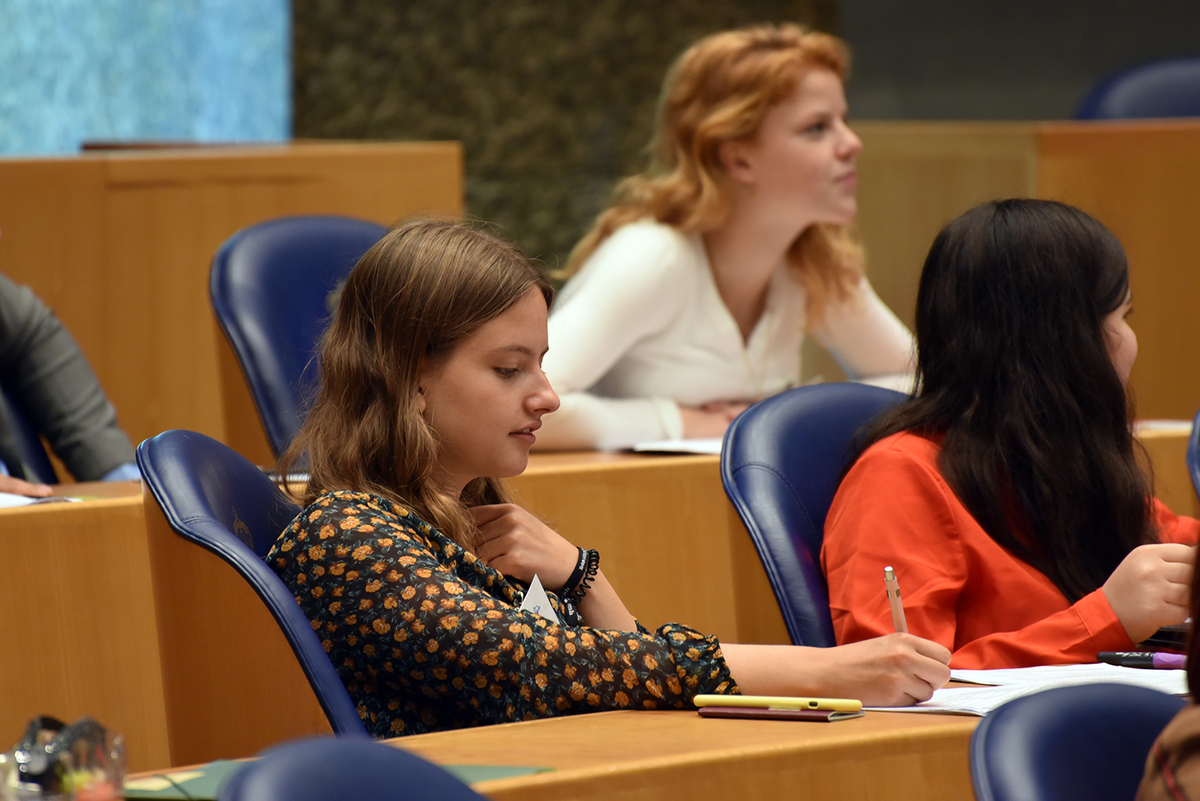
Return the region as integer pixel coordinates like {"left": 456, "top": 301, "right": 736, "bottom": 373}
{"left": 561, "top": 220, "right": 705, "bottom": 299}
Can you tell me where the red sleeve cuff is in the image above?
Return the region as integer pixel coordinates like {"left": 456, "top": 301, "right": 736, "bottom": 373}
{"left": 1074, "top": 587, "right": 1135, "bottom": 653}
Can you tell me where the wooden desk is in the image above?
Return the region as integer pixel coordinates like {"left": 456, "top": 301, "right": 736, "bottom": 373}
{"left": 6, "top": 429, "right": 1194, "bottom": 769}
{"left": 390, "top": 709, "right": 979, "bottom": 801}
{"left": 0, "top": 482, "right": 169, "bottom": 770}
{"left": 122, "top": 709, "right": 977, "bottom": 801}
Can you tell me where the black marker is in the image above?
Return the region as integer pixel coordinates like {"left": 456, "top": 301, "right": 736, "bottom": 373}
{"left": 1097, "top": 651, "right": 1186, "bottom": 669}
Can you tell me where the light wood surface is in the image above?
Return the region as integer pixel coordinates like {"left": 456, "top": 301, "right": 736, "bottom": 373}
{"left": 0, "top": 142, "right": 463, "bottom": 475}
{"left": 1140, "top": 425, "right": 1200, "bottom": 519}
{"left": 391, "top": 709, "right": 979, "bottom": 801}
{"left": 7, "top": 428, "right": 1188, "bottom": 770}
{"left": 1037, "top": 121, "right": 1200, "bottom": 421}
{"left": 0, "top": 482, "right": 170, "bottom": 771}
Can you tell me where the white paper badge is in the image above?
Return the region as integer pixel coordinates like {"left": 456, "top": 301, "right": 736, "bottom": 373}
{"left": 517, "top": 574, "right": 561, "bottom": 624}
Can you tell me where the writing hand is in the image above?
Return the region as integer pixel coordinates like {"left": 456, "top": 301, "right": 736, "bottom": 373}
{"left": 810, "top": 633, "right": 952, "bottom": 706}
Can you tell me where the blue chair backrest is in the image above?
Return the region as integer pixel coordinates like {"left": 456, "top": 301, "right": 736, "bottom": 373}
{"left": 218, "top": 736, "right": 486, "bottom": 801}
{"left": 136, "top": 429, "right": 368, "bottom": 737}
{"left": 970, "top": 683, "right": 1185, "bottom": 801}
{"left": 210, "top": 215, "right": 387, "bottom": 458}
{"left": 0, "top": 381, "right": 58, "bottom": 484}
{"left": 1076, "top": 57, "right": 1200, "bottom": 119}
{"left": 1188, "top": 407, "right": 1200, "bottom": 504}
{"left": 720, "top": 383, "right": 906, "bottom": 647}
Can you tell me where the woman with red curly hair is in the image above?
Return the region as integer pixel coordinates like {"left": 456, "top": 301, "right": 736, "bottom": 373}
{"left": 539, "top": 24, "right": 913, "bottom": 450}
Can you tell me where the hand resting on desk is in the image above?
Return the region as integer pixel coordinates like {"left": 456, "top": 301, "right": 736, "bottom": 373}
{"left": 0, "top": 474, "right": 52, "bottom": 498}
{"left": 680, "top": 401, "right": 752, "bottom": 439}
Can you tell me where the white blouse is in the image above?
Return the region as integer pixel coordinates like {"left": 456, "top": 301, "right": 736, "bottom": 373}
{"left": 539, "top": 220, "right": 914, "bottom": 450}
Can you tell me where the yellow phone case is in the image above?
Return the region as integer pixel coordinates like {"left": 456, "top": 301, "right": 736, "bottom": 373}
{"left": 691, "top": 694, "right": 862, "bottom": 712}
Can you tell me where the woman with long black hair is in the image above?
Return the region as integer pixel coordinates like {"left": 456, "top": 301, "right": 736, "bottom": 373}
{"left": 822, "top": 199, "right": 1198, "bottom": 669}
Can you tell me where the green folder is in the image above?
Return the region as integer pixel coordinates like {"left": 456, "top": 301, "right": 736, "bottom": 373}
{"left": 123, "top": 759, "right": 548, "bottom": 800}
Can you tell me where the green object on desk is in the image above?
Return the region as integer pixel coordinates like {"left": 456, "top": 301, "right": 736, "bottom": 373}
{"left": 444, "top": 764, "right": 550, "bottom": 783}
{"left": 123, "top": 759, "right": 245, "bottom": 799}
{"left": 123, "top": 759, "right": 548, "bottom": 799}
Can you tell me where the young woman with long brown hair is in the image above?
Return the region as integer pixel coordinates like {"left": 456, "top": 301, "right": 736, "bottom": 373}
{"left": 268, "top": 217, "right": 950, "bottom": 737}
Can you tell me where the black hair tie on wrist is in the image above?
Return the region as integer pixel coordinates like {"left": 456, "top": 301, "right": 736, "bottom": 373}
{"left": 560, "top": 547, "right": 600, "bottom": 619}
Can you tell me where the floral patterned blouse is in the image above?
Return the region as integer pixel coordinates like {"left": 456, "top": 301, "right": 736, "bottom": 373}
{"left": 268, "top": 490, "right": 738, "bottom": 737}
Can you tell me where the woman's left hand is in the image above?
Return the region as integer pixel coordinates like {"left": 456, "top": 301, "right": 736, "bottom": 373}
{"left": 471, "top": 504, "right": 579, "bottom": 589}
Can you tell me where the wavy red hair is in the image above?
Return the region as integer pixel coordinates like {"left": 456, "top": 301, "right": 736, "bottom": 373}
{"left": 564, "top": 23, "right": 863, "bottom": 325}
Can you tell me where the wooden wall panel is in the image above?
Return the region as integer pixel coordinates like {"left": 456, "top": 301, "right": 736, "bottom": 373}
{"left": 0, "top": 143, "right": 463, "bottom": 472}
{"left": 1038, "top": 122, "right": 1200, "bottom": 421}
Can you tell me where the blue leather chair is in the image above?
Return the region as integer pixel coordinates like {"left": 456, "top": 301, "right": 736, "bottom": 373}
{"left": 210, "top": 215, "right": 387, "bottom": 458}
{"left": 970, "top": 683, "right": 1185, "bottom": 801}
{"left": 1076, "top": 58, "right": 1200, "bottom": 119}
{"left": 720, "top": 383, "right": 906, "bottom": 647}
{"left": 137, "top": 429, "right": 368, "bottom": 737}
{"left": 0, "top": 381, "right": 58, "bottom": 484}
{"left": 218, "top": 736, "right": 486, "bottom": 801}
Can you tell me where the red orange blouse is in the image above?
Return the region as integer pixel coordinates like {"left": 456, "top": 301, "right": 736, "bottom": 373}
{"left": 821, "top": 431, "right": 1200, "bottom": 669}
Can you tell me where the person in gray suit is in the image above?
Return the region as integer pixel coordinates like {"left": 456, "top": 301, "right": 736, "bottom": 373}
{"left": 0, "top": 269, "right": 137, "bottom": 496}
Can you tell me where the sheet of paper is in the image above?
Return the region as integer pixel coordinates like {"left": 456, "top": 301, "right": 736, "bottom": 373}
{"left": 0, "top": 493, "right": 82, "bottom": 508}
{"left": 517, "top": 574, "right": 561, "bottom": 624}
{"left": 867, "top": 684, "right": 1044, "bottom": 716}
{"left": 0, "top": 491, "right": 36, "bottom": 508}
{"left": 631, "top": 438, "right": 722, "bottom": 455}
{"left": 950, "top": 663, "right": 1187, "bottom": 695}
{"left": 869, "top": 663, "right": 1187, "bottom": 716}
{"left": 1133, "top": 419, "right": 1193, "bottom": 434}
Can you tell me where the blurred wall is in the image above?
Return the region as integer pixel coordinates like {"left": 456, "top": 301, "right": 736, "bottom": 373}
{"left": 293, "top": 1, "right": 834, "bottom": 265}
{"left": 842, "top": 0, "right": 1200, "bottom": 120}
{"left": 0, "top": 0, "right": 290, "bottom": 155}
{"left": 295, "top": 1, "right": 1200, "bottom": 267}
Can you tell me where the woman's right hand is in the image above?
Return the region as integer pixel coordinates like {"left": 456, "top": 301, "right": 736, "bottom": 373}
{"left": 800, "top": 634, "right": 952, "bottom": 706}
{"left": 1102, "top": 542, "right": 1195, "bottom": 643}
{"left": 0, "top": 474, "right": 52, "bottom": 498}
{"left": 679, "top": 401, "right": 751, "bottom": 439}
{"left": 720, "top": 633, "right": 951, "bottom": 707}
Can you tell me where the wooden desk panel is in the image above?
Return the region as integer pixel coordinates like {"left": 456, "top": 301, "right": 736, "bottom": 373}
{"left": 0, "top": 142, "right": 463, "bottom": 474}
{"left": 392, "top": 709, "right": 978, "bottom": 801}
{"left": 1140, "top": 425, "right": 1200, "bottom": 519}
{"left": 0, "top": 482, "right": 170, "bottom": 771}
{"left": 1037, "top": 122, "right": 1200, "bottom": 421}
